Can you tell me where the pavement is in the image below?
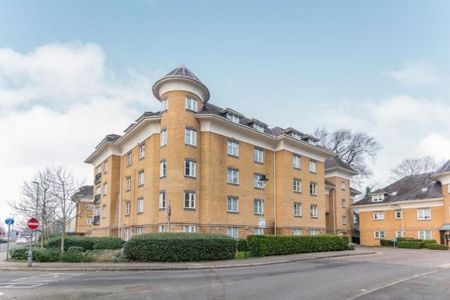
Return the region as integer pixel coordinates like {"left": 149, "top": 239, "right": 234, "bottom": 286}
{"left": 1, "top": 247, "right": 450, "bottom": 299}
{"left": 0, "top": 247, "right": 376, "bottom": 271}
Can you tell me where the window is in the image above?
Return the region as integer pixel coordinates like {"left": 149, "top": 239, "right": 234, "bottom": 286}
{"left": 95, "top": 207, "right": 100, "bottom": 216}
{"left": 292, "top": 229, "right": 303, "bottom": 236}
{"left": 102, "top": 183, "right": 108, "bottom": 195}
{"left": 95, "top": 186, "right": 101, "bottom": 197}
{"left": 184, "top": 225, "right": 196, "bottom": 233}
{"left": 136, "top": 227, "right": 144, "bottom": 235}
{"left": 341, "top": 182, "right": 346, "bottom": 191}
{"left": 184, "top": 128, "right": 197, "bottom": 146}
{"left": 310, "top": 229, "right": 319, "bottom": 236}
{"left": 160, "top": 160, "right": 167, "bottom": 177}
{"left": 160, "top": 129, "right": 167, "bottom": 147}
{"left": 291, "top": 132, "right": 301, "bottom": 140}
{"left": 293, "top": 202, "right": 302, "bottom": 217}
{"left": 184, "top": 191, "right": 196, "bottom": 209}
{"left": 293, "top": 179, "right": 302, "bottom": 193}
{"left": 417, "top": 208, "right": 431, "bottom": 220}
{"left": 310, "top": 205, "right": 318, "bottom": 218}
{"left": 227, "top": 196, "right": 239, "bottom": 213}
{"left": 102, "top": 205, "right": 106, "bottom": 218}
{"left": 395, "top": 210, "right": 402, "bottom": 219}
{"left": 373, "top": 212, "right": 384, "bottom": 220}
{"left": 161, "top": 98, "right": 168, "bottom": 111}
{"left": 124, "top": 228, "right": 132, "bottom": 241}
{"left": 253, "top": 199, "right": 264, "bottom": 215}
{"left": 227, "top": 168, "right": 239, "bottom": 185}
{"left": 184, "top": 160, "right": 196, "bottom": 177}
{"left": 158, "top": 225, "right": 166, "bottom": 233}
{"left": 293, "top": 155, "right": 301, "bottom": 169}
{"left": 253, "top": 123, "right": 264, "bottom": 132}
{"left": 103, "top": 160, "right": 108, "bottom": 173}
{"left": 309, "top": 160, "right": 317, "bottom": 173}
{"left": 226, "top": 113, "right": 240, "bottom": 123}
{"left": 87, "top": 217, "right": 93, "bottom": 225}
{"left": 254, "top": 174, "right": 266, "bottom": 189}
{"left": 87, "top": 204, "right": 94, "bottom": 211}
{"left": 227, "top": 227, "right": 239, "bottom": 238}
{"left": 125, "top": 176, "right": 131, "bottom": 191}
{"left": 372, "top": 194, "right": 384, "bottom": 202}
{"left": 341, "top": 199, "right": 346, "bottom": 208}
{"left": 418, "top": 230, "right": 432, "bottom": 240}
{"left": 139, "top": 144, "right": 145, "bottom": 159}
{"left": 227, "top": 140, "right": 239, "bottom": 157}
{"left": 254, "top": 228, "right": 264, "bottom": 235}
{"left": 127, "top": 152, "right": 132, "bottom": 166}
{"left": 125, "top": 201, "right": 131, "bottom": 216}
{"left": 96, "top": 165, "right": 102, "bottom": 175}
{"left": 159, "top": 192, "right": 166, "bottom": 209}
{"left": 310, "top": 182, "right": 318, "bottom": 196}
{"left": 374, "top": 231, "right": 385, "bottom": 239}
{"left": 137, "top": 198, "right": 144, "bottom": 214}
{"left": 396, "top": 231, "right": 404, "bottom": 238}
{"left": 185, "top": 97, "right": 198, "bottom": 112}
{"left": 138, "top": 170, "right": 144, "bottom": 186}
{"left": 342, "top": 216, "right": 347, "bottom": 225}
{"left": 254, "top": 148, "right": 264, "bottom": 163}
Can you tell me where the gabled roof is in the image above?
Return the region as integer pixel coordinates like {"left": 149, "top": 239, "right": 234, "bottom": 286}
{"left": 353, "top": 173, "right": 443, "bottom": 206}
{"left": 95, "top": 134, "right": 121, "bottom": 149}
{"left": 325, "top": 156, "right": 357, "bottom": 174}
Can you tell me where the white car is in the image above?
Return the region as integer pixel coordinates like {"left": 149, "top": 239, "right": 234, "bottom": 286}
{"left": 15, "top": 237, "right": 28, "bottom": 245}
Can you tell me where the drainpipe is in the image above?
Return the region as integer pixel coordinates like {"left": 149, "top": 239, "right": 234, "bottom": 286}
{"left": 333, "top": 187, "right": 337, "bottom": 234}
{"left": 273, "top": 147, "right": 277, "bottom": 235}
{"left": 117, "top": 156, "right": 123, "bottom": 238}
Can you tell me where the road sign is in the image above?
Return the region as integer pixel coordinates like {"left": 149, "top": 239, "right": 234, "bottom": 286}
{"left": 27, "top": 218, "right": 39, "bottom": 230}
{"left": 4, "top": 218, "right": 14, "bottom": 225}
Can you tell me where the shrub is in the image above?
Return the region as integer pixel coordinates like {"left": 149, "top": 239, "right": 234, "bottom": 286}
{"left": 422, "top": 240, "right": 437, "bottom": 247}
{"left": 397, "top": 237, "right": 423, "bottom": 242}
{"left": 45, "top": 237, "right": 124, "bottom": 251}
{"left": 10, "top": 248, "right": 28, "bottom": 260}
{"left": 60, "top": 251, "right": 90, "bottom": 262}
{"left": 380, "top": 239, "right": 395, "bottom": 247}
{"left": 247, "top": 235, "right": 350, "bottom": 257}
{"left": 33, "top": 248, "right": 60, "bottom": 262}
{"left": 123, "top": 233, "right": 237, "bottom": 262}
{"left": 397, "top": 241, "right": 424, "bottom": 249}
{"left": 426, "top": 243, "right": 448, "bottom": 250}
{"left": 67, "top": 246, "right": 84, "bottom": 253}
{"left": 237, "top": 239, "right": 248, "bottom": 252}
{"left": 91, "top": 237, "right": 124, "bottom": 250}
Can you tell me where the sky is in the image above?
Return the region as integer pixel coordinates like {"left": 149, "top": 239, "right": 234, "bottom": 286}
{"left": 1, "top": 0, "right": 450, "bottom": 223}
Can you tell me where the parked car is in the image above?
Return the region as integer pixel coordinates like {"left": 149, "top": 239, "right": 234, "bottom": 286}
{"left": 15, "top": 237, "right": 28, "bottom": 245}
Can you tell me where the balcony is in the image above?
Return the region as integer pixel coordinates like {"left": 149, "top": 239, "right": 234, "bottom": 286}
{"left": 93, "top": 215, "right": 100, "bottom": 226}
{"left": 95, "top": 173, "right": 102, "bottom": 184}
{"left": 94, "top": 194, "right": 101, "bottom": 205}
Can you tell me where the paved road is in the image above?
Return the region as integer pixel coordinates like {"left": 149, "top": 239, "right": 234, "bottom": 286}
{"left": 1, "top": 248, "right": 450, "bottom": 299}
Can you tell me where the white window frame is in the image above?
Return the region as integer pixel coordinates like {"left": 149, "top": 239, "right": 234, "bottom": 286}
{"left": 293, "top": 202, "right": 302, "bottom": 217}
{"left": 418, "top": 230, "right": 432, "bottom": 240}
{"left": 253, "top": 123, "right": 264, "bottom": 132}
{"left": 310, "top": 182, "right": 318, "bottom": 196}
{"left": 158, "top": 225, "right": 166, "bottom": 233}
{"left": 309, "top": 160, "right": 317, "bottom": 173}
{"left": 159, "top": 192, "right": 166, "bottom": 209}
{"left": 293, "top": 155, "right": 301, "bottom": 169}
{"left": 101, "top": 205, "right": 106, "bottom": 218}
{"left": 184, "top": 160, "right": 197, "bottom": 177}
{"left": 87, "top": 204, "right": 94, "bottom": 211}
{"left": 417, "top": 208, "right": 431, "bottom": 220}
{"left": 374, "top": 231, "right": 385, "bottom": 239}
{"left": 103, "top": 160, "right": 108, "bottom": 173}
{"left": 126, "top": 176, "right": 131, "bottom": 191}
{"left": 125, "top": 201, "right": 131, "bottom": 216}
{"left": 160, "top": 160, "right": 167, "bottom": 177}
{"left": 185, "top": 97, "right": 198, "bottom": 112}
{"left": 254, "top": 148, "right": 264, "bottom": 163}
{"left": 341, "top": 199, "right": 346, "bottom": 208}
{"left": 136, "top": 227, "right": 144, "bottom": 235}
{"left": 342, "top": 215, "right": 347, "bottom": 225}
{"left": 103, "top": 183, "right": 108, "bottom": 195}
{"left": 138, "top": 170, "right": 145, "bottom": 187}
{"left": 184, "top": 191, "right": 196, "bottom": 209}
{"left": 227, "top": 168, "right": 239, "bottom": 185}
{"left": 293, "top": 179, "right": 302, "bottom": 193}
{"left": 137, "top": 198, "right": 144, "bottom": 214}
{"left": 139, "top": 144, "right": 145, "bottom": 159}
{"left": 127, "top": 152, "right": 132, "bottom": 166}
{"left": 310, "top": 229, "right": 318, "bottom": 236}
{"left": 292, "top": 229, "right": 303, "bottom": 236}
{"left": 227, "top": 227, "right": 239, "bottom": 238}
{"left": 373, "top": 211, "right": 384, "bottom": 220}
{"left": 161, "top": 98, "right": 168, "bottom": 111}
{"left": 160, "top": 129, "right": 168, "bottom": 147}
{"left": 226, "top": 113, "right": 240, "bottom": 123}
{"left": 310, "top": 205, "right": 318, "bottom": 218}
{"left": 227, "top": 196, "right": 239, "bottom": 213}
{"left": 184, "top": 128, "right": 197, "bottom": 146}
{"left": 227, "top": 140, "right": 239, "bottom": 157}
{"left": 253, "top": 199, "right": 264, "bottom": 215}
{"left": 254, "top": 174, "right": 265, "bottom": 189}
{"left": 183, "top": 225, "right": 196, "bottom": 233}
{"left": 395, "top": 210, "right": 402, "bottom": 219}
{"left": 124, "top": 228, "right": 132, "bottom": 241}
{"left": 87, "top": 217, "right": 93, "bottom": 225}
{"left": 372, "top": 194, "right": 384, "bottom": 202}
{"left": 396, "top": 231, "right": 404, "bottom": 238}
{"left": 254, "top": 228, "right": 264, "bottom": 235}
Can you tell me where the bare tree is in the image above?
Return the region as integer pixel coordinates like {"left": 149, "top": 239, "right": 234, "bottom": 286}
{"left": 391, "top": 156, "right": 438, "bottom": 179}
{"left": 314, "top": 128, "right": 381, "bottom": 178}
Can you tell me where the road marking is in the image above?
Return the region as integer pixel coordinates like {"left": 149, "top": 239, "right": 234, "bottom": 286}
{"left": 0, "top": 272, "right": 85, "bottom": 290}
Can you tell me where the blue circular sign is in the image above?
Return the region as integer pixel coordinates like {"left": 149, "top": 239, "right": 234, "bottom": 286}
{"left": 5, "top": 218, "right": 14, "bottom": 225}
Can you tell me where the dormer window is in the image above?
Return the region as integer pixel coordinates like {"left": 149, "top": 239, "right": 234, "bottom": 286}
{"left": 253, "top": 123, "right": 265, "bottom": 133}
{"left": 390, "top": 191, "right": 398, "bottom": 196}
{"left": 291, "top": 132, "right": 302, "bottom": 140}
{"left": 227, "top": 113, "right": 240, "bottom": 123}
{"left": 421, "top": 187, "right": 428, "bottom": 192}
{"left": 372, "top": 194, "right": 384, "bottom": 202}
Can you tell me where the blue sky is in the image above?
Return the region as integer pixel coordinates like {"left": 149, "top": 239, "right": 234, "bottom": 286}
{"left": 1, "top": 1, "right": 450, "bottom": 222}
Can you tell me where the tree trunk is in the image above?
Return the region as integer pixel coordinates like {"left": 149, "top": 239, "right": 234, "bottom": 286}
{"left": 61, "top": 220, "right": 65, "bottom": 253}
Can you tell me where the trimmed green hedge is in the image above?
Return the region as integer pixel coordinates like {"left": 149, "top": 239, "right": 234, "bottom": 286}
{"left": 380, "top": 239, "right": 395, "bottom": 247}
{"left": 45, "top": 237, "right": 124, "bottom": 251}
{"left": 123, "top": 233, "right": 237, "bottom": 262}
{"left": 10, "top": 248, "right": 28, "bottom": 260}
{"left": 237, "top": 239, "right": 249, "bottom": 252}
{"left": 426, "top": 243, "right": 448, "bottom": 250}
{"left": 397, "top": 241, "right": 424, "bottom": 249}
{"left": 247, "top": 235, "right": 350, "bottom": 257}
{"left": 33, "top": 248, "right": 60, "bottom": 262}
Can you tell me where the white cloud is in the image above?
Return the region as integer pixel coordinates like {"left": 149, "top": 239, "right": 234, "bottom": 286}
{"left": 319, "top": 95, "right": 450, "bottom": 187}
{"left": 386, "top": 61, "right": 443, "bottom": 87}
{"left": 0, "top": 43, "right": 159, "bottom": 223}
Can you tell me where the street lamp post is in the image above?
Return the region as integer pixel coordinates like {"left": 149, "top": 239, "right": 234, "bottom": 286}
{"left": 258, "top": 175, "right": 269, "bottom": 234}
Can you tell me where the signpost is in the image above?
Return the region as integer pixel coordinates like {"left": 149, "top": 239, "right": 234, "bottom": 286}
{"left": 27, "top": 217, "right": 39, "bottom": 267}
{"left": 4, "top": 218, "right": 14, "bottom": 261}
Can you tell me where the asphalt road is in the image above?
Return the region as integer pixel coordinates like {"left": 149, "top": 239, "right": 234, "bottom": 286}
{"left": 1, "top": 248, "right": 450, "bottom": 300}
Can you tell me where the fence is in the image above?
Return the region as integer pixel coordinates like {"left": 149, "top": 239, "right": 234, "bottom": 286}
{"left": 0, "top": 243, "right": 7, "bottom": 253}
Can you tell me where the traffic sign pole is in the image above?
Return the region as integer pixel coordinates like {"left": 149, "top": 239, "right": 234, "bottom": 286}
{"left": 4, "top": 218, "right": 14, "bottom": 262}
{"left": 26, "top": 217, "right": 40, "bottom": 268}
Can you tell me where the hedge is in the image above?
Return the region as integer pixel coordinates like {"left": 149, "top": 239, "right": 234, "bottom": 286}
{"left": 45, "top": 237, "right": 124, "bottom": 251}
{"left": 426, "top": 243, "right": 448, "bottom": 250}
{"left": 237, "top": 239, "right": 249, "bottom": 252}
{"left": 247, "top": 235, "right": 350, "bottom": 257}
{"left": 397, "top": 241, "right": 424, "bottom": 249}
{"left": 10, "top": 248, "right": 28, "bottom": 260}
{"left": 380, "top": 239, "right": 395, "bottom": 247}
{"left": 123, "top": 233, "right": 237, "bottom": 262}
